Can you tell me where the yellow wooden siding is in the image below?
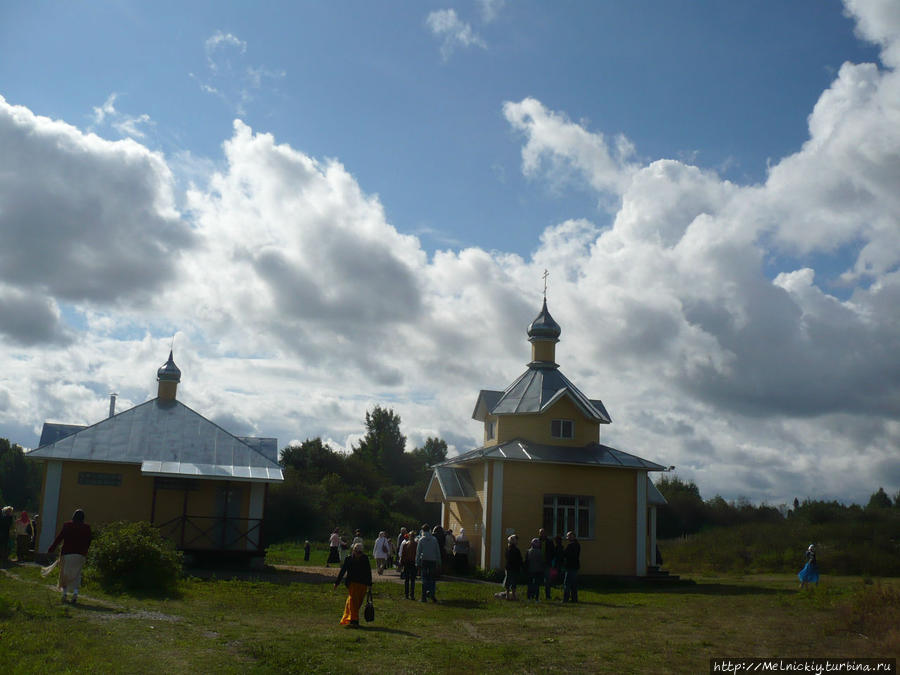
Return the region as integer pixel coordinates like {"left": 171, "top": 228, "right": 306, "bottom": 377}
{"left": 48, "top": 461, "right": 251, "bottom": 551}
{"left": 495, "top": 396, "right": 600, "bottom": 446}
{"left": 531, "top": 340, "right": 556, "bottom": 363}
{"left": 498, "top": 461, "right": 636, "bottom": 575}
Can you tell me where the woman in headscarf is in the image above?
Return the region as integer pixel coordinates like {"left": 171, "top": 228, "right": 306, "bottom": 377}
{"left": 373, "top": 531, "right": 390, "bottom": 575}
{"left": 452, "top": 528, "right": 470, "bottom": 574}
{"left": 48, "top": 509, "right": 92, "bottom": 604}
{"left": 14, "top": 511, "right": 33, "bottom": 562}
{"left": 326, "top": 528, "right": 341, "bottom": 567}
{"left": 798, "top": 544, "right": 819, "bottom": 590}
{"left": 333, "top": 542, "right": 372, "bottom": 627}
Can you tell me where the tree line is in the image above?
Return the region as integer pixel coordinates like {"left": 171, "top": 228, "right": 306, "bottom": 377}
{"left": 655, "top": 474, "right": 900, "bottom": 539}
{"left": 265, "top": 405, "right": 445, "bottom": 544}
{"left": 655, "top": 475, "right": 900, "bottom": 576}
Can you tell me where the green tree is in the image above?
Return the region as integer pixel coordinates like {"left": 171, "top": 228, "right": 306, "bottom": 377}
{"left": 867, "top": 487, "right": 893, "bottom": 510}
{"left": 655, "top": 475, "right": 706, "bottom": 537}
{"left": 412, "top": 437, "right": 448, "bottom": 467}
{"left": 354, "top": 406, "right": 407, "bottom": 483}
{"left": 0, "top": 438, "right": 42, "bottom": 511}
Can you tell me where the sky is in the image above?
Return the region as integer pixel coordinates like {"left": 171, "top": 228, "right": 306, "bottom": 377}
{"left": 0, "top": 0, "right": 898, "bottom": 507}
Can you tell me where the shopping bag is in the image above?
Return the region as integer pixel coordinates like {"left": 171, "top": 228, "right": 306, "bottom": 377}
{"left": 363, "top": 588, "right": 375, "bottom": 622}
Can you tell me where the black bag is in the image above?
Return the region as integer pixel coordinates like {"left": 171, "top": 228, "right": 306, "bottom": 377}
{"left": 364, "top": 589, "right": 375, "bottom": 622}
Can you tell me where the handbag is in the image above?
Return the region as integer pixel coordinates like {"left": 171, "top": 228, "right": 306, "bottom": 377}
{"left": 363, "top": 588, "right": 375, "bottom": 622}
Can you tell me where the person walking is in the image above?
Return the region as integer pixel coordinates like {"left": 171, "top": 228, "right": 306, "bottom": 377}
{"left": 326, "top": 528, "right": 341, "bottom": 567}
{"left": 415, "top": 524, "right": 441, "bottom": 603}
{"left": 14, "top": 511, "right": 33, "bottom": 562}
{"left": 48, "top": 509, "right": 92, "bottom": 604}
{"left": 0, "top": 506, "right": 13, "bottom": 568}
{"left": 525, "top": 537, "right": 546, "bottom": 601}
{"left": 798, "top": 544, "right": 819, "bottom": 590}
{"left": 562, "top": 530, "right": 580, "bottom": 603}
{"left": 333, "top": 542, "right": 372, "bottom": 628}
{"left": 538, "top": 528, "right": 555, "bottom": 599}
{"left": 399, "top": 532, "right": 418, "bottom": 599}
{"left": 373, "top": 531, "right": 390, "bottom": 575}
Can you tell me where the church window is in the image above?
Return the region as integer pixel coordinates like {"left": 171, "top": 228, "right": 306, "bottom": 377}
{"left": 551, "top": 419, "right": 574, "bottom": 439}
{"left": 486, "top": 421, "right": 495, "bottom": 439}
{"left": 542, "top": 495, "right": 593, "bottom": 538}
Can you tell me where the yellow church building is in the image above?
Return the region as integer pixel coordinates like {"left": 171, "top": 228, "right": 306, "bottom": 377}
{"left": 426, "top": 299, "right": 668, "bottom": 576}
{"left": 27, "top": 352, "right": 283, "bottom": 564}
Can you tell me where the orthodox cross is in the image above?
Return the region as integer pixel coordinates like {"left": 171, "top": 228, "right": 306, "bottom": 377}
{"left": 542, "top": 269, "right": 549, "bottom": 300}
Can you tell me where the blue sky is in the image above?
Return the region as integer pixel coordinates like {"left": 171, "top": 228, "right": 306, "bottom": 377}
{"left": 0, "top": 1, "right": 898, "bottom": 506}
{"left": 0, "top": 1, "right": 878, "bottom": 256}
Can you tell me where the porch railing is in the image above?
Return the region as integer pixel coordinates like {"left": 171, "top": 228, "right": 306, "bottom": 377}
{"left": 155, "top": 515, "right": 264, "bottom": 552}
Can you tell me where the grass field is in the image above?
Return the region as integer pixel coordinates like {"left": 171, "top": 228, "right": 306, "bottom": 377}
{"left": 1, "top": 557, "right": 897, "bottom": 674}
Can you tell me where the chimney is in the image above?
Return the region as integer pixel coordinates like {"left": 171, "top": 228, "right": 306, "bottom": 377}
{"left": 108, "top": 393, "right": 117, "bottom": 418}
{"left": 156, "top": 350, "right": 182, "bottom": 401}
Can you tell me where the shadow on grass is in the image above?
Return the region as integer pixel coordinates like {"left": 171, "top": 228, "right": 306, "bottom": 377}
{"left": 66, "top": 601, "right": 118, "bottom": 613}
{"left": 434, "top": 598, "right": 489, "bottom": 609}
{"left": 358, "top": 625, "right": 420, "bottom": 637}
{"left": 583, "top": 580, "right": 782, "bottom": 596}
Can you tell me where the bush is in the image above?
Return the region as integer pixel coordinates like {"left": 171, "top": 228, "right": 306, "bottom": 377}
{"left": 87, "top": 521, "right": 182, "bottom": 593}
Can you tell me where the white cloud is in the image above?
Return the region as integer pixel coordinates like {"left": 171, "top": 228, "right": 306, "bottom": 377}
{"left": 478, "top": 0, "right": 506, "bottom": 23}
{"left": 426, "top": 9, "right": 487, "bottom": 60}
{"left": 90, "top": 92, "right": 154, "bottom": 140}
{"left": 197, "top": 31, "right": 284, "bottom": 116}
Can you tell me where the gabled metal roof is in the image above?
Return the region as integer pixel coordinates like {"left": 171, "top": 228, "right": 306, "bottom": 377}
{"left": 426, "top": 466, "right": 478, "bottom": 503}
{"left": 488, "top": 365, "right": 611, "bottom": 423}
{"left": 28, "top": 399, "right": 283, "bottom": 483}
{"left": 438, "top": 438, "right": 666, "bottom": 471}
{"left": 472, "top": 390, "right": 503, "bottom": 422}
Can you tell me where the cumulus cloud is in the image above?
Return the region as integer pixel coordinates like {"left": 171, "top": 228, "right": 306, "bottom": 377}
{"left": 426, "top": 9, "right": 487, "bottom": 60}
{"left": 0, "top": 96, "right": 193, "bottom": 345}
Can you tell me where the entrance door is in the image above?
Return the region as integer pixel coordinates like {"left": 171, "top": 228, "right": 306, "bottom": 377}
{"left": 214, "top": 483, "right": 244, "bottom": 550}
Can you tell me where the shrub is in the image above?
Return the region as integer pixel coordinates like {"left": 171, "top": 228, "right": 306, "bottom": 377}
{"left": 87, "top": 521, "right": 182, "bottom": 594}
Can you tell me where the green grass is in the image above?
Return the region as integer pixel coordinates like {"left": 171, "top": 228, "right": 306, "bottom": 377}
{"left": 2, "top": 564, "right": 897, "bottom": 674}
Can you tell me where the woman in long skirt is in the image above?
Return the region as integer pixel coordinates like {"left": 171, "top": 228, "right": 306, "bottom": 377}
{"left": 326, "top": 528, "right": 341, "bottom": 567}
{"left": 333, "top": 543, "right": 372, "bottom": 627}
{"left": 798, "top": 544, "right": 819, "bottom": 589}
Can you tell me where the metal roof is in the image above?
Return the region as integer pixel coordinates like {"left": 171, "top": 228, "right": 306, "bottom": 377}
{"left": 487, "top": 365, "right": 612, "bottom": 423}
{"left": 438, "top": 438, "right": 666, "bottom": 471}
{"left": 427, "top": 466, "right": 478, "bottom": 502}
{"left": 38, "top": 423, "right": 86, "bottom": 447}
{"left": 28, "top": 399, "right": 283, "bottom": 483}
{"left": 647, "top": 477, "right": 668, "bottom": 506}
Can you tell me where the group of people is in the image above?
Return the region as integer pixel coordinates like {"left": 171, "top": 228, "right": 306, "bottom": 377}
{"left": 332, "top": 523, "right": 467, "bottom": 626}
{"left": 330, "top": 523, "right": 586, "bottom": 626}
{"left": 502, "top": 528, "right": 581, "bottom": 603}
{"left": 0, "top": 506, "right": 36, "bottom": 566}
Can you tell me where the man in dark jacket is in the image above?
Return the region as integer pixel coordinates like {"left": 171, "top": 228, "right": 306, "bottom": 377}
{"left": 538, "top": 528, "right": 555, "bottom": 599}
{"left": 334, "top": 543, "right": 372, "bottom": 627}
{"left": 562, "top": 530, "right": 580, "bottom": 603}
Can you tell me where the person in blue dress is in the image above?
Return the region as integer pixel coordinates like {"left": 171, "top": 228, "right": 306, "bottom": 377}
{"left": 798, "top": 544, "right": 819, "bottom": 589}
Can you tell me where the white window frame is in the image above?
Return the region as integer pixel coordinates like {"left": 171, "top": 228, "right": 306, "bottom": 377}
{"left": 542, "top": 494, "right": 594, "bottom": 539}
{"left": 551, "top": 418, "right": 574, "bottom": 439}
{"left": 486, "top": 420, "right": 496, "bottom": 440}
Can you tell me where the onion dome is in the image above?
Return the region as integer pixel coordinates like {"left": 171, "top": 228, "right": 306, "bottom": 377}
{"left": 157, "top": 350, "right": 181, "bottom": 382}
{"left": 527, "top": 299, "right": 561, "bottom": 342}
